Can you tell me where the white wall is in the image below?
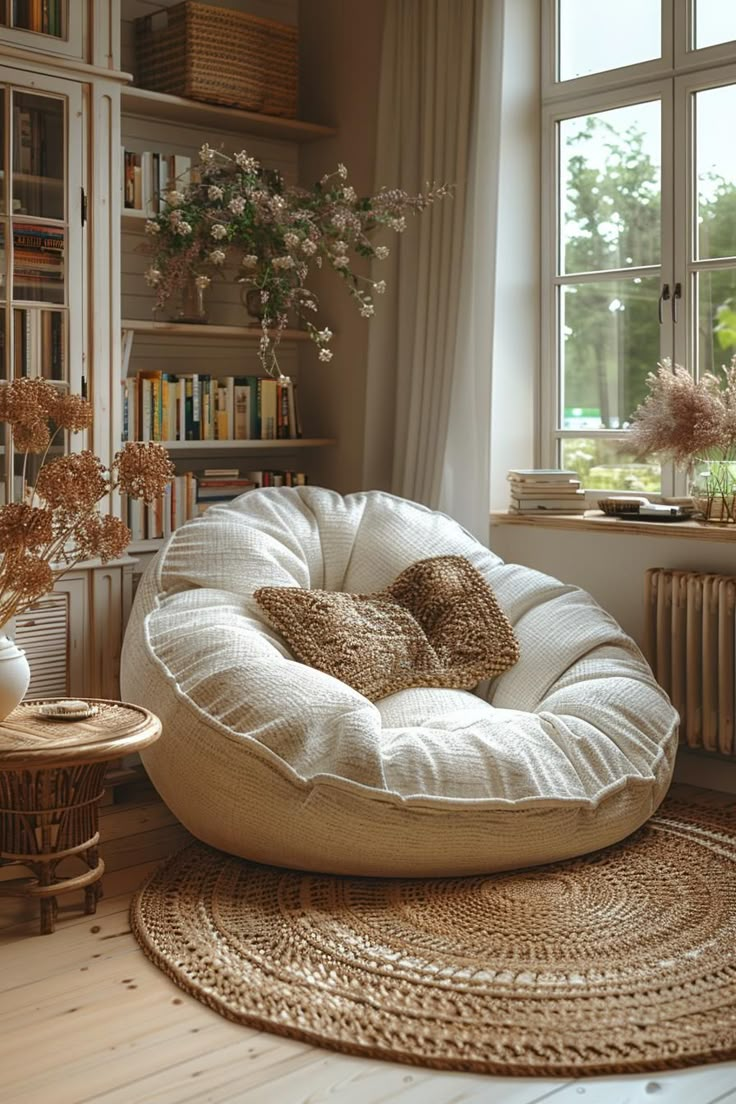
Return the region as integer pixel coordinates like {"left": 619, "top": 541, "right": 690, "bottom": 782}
{"left": 490, "top": 0, "right": 540, "bottom": 513}
{"left": 491, "top": 520, "right": 736, "bottom": 792}
{"left": 298, "top": 0, "right": 385, "bottom": 494}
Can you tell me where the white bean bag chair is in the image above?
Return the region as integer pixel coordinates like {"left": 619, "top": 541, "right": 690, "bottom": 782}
{"left": 121, "top": 486, "right": 678, "bottom": 877}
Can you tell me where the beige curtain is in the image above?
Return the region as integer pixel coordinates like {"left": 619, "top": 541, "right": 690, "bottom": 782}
{"left": 362, "top": 0, "right": 504, "bottom": 539}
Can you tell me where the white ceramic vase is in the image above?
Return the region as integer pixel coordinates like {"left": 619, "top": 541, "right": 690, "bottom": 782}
{"left": 0, "top": 634, "right": 31, "bottom": 721}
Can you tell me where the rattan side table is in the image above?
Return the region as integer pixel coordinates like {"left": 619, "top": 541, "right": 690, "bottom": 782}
{"left": 0, "top": 699, "right": 161, "bottom": 935}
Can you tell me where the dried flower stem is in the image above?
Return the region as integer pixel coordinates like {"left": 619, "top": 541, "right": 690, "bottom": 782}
{"left": 0, "top": 378, "right": 174, "bottom": 627}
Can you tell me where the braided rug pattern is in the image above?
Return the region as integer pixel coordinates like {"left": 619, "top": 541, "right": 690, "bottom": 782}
{"left": 131, "top": 798, "right": 736, "bottom": 1076}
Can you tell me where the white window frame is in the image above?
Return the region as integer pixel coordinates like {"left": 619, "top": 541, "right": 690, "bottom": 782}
{"left": 673, "top": 60, "right": 736, "bottom": 377}
{"left": 540, "top": 0, "right": 736, "bottom": 500}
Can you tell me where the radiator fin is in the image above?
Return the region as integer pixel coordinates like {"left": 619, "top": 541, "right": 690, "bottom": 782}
{"left": 644, "top": 568, "right": 735, "bottom": 758}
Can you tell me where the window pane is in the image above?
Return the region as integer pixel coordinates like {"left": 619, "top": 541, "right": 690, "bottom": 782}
{"left": 694, "top": 1, "right": 736, "bottom": 50}
{"left": 10, "top": 307, "right": 66, "bottom": 381}
{"left": 561, "top": 102, "right": 661, "bottom": 274}
{"left": 12, "top": 92, "right": 64, "bottom": 221}
{"left": 12, "top": 222, "right": 64, "bottom": 304}
{"left": 696, "top": 85, "right": 736, "bottom": 261}
{"left": 8, "top": 0, "right": 65, "bottom": 38}
{"left": 697, "top": 268, "right": 736, "bottom": 376}
{"left": 558, "top": 0, "right": 661, "bottom": 81}
{"left": 561, "top": 438, "right": 661, "bottom": 493}
{"left": 561, "top": 276, "right": 661, "bottom": 430}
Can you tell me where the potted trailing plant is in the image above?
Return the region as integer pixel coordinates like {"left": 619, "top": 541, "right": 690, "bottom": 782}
{"left": 143, "top": 145, "right": 451, "bottom": 377}
{"left": 0, "top": 377, "right": 174, "bottom": 716}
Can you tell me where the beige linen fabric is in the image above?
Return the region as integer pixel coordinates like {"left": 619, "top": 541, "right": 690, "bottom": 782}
{"left": 120, "top": 486, "right": 679, "bottom": 877}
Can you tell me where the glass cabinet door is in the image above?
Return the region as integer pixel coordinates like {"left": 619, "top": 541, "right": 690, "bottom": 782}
{"left": 0, "top": 2, "right": 84, "bottom": 59}
{"left": 0, "top": 69, "right": 84, "bottom": 504}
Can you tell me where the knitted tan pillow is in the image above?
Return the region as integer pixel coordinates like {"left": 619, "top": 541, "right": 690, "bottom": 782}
{"left": 254, "top": 555, "right": 519, "bottom": 702}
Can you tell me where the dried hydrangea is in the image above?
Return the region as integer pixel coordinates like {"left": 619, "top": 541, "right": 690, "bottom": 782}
{"left": 144, "top": 146, "right": 452, "bottom": 376}
{"left": 36, "top": 451, "right": 108, "bottom": 511}
{"left": 53, "top": 394, "right": 94, "bottom": 432}
{"left": 0, "top": 383, "right": 173, "bottom": 626}
{"left": 0, "top": 504, "right": 53, "bottom": 552}
{"left": 13, "top": 420, "right": 51, "bottom": 454}
{"left": 0, "top": 376, "right": 58, "bottom": 425}
{"left": 73, "top": 514, "right": 131, "bottom": 563}
{"left": 0, "top": 554, "right": 55, "bottom": 607}
{"left": 115, "top": 442, "right": 175, "bottom": 503}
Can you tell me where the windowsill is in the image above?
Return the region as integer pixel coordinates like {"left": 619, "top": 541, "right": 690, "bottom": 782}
{"left": 490, "top": 510, "right": 736, "bottom": 543}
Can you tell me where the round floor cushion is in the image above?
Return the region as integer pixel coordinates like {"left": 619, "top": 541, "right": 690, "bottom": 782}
{"left": 120, "top": 487, "right": 678, "bottom": 876}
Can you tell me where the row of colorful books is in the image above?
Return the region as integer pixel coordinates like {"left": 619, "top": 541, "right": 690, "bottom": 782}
{"left": 122, "top": 149, "right": 192, "bottom": 215}
{"left": 122, "top": 372, "right": 302, "bottom": 443}
{"left": 507, "top": 469, "right": 586, "bottom": 514}
{"left": 125, "top": 469, "right": 308, "bottom": 541}
{"left": 13, "top": 223, "right": 64, "bottom": 298}
{"left": 11, "top": 0, "right": 64, "bottom": 36}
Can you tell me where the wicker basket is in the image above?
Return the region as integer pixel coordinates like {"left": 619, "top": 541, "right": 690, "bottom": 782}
{"left": 135, "top": 2, "right": 298, "bottom": 118}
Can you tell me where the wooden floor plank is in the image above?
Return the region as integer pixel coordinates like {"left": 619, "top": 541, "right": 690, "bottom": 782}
{"left": 0, "top": 857, "right": 168, "bottom": 937}
{"left": 219, "top": 1053, "right": 571, "bottom": 1104}
{"left": 1, "top": 786, "right": 734, "bottom": 1104}
{"left": 90, "top": 1033, "right": 318, "bottom": 1104}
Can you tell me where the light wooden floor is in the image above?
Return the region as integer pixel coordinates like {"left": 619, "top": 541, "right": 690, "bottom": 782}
{"left": 1, "top": 786, "right": 735, "bottom": 1104}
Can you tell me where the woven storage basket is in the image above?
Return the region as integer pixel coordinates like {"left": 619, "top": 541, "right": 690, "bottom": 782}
{"left": 135, "top": 2, "right": 298, "bottom": 118}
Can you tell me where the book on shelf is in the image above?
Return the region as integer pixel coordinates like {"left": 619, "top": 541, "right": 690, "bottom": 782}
{"left": 12, "top": 0, "right": 63, "bottom": 35}
{"left": 509, "top": 497, "right": 586, "bottom": 513}
{"left": 122, "top": 149, "right": 192, "bottom": 214}
{"left": 126, "top": 471, "right": 308, "bottom": 540}
{"left": 122, "top": 371, "right": 303, "bottom": 443}
{"left": 507, "top": 467, "right": 585, "bottom": 514}
{"left": 507, "top": 469, "right": 580, "bottom": 483}
{"left": 12, "top": 224, "right": 64, "bottom": 294}
{"left": 259, "top": 378, "right": 278, "bottom": 440}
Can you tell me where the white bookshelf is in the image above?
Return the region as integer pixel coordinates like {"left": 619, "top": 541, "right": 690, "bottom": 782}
{"left": 159, "top": 439, "right": 336, "bottom": 452}
{"left": 121, "top": 87, "right": 336, "bottom": 143}
{"left": 121, "top": 319, "right": 312, "bottom": 341}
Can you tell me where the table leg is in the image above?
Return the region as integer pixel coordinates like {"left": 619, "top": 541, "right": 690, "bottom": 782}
{"left": 84, "top": 845, "right": 102, "bottom": 914}
{"left": 40, "top": 895, "right": 57, "bottom": 936}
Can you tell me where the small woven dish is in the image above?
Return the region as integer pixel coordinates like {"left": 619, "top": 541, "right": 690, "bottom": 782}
{"left": 34, "top": 701, "right": 99, "bottom": 722}
{"left": 598, "top": 496, "right": 649, "bottom": 516}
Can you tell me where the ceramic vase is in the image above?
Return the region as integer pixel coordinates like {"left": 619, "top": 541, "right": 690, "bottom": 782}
{"left": 0, "top": 633, "right": 31, "bottom": 721}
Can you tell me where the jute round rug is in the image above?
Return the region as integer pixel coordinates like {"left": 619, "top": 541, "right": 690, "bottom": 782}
{"left": 130, "top": 797, "right": 736, "bottom": 1077}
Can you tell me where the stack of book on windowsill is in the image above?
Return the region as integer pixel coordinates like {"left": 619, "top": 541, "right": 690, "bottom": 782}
{"left": 507, "top": 469, "right": 586, "bottom": 515}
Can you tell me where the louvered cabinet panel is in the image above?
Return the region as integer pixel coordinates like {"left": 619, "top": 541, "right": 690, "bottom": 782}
{"left": 10, "top": 574, "right": 89, "bottom": 699}
{"left": 91, "top": 564, "right": 135, "bottom": 700}
{"left": 15, "top": 593, "right": 71, "bottom": 698}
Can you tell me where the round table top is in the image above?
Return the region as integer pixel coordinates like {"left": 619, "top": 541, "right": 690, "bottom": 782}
{"left": 0, "top": 699, "right": 161, "bottom": 769}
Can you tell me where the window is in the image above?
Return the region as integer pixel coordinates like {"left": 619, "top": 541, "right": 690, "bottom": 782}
{"left": 541, "top": 0, "right": 736, "bottom": 495}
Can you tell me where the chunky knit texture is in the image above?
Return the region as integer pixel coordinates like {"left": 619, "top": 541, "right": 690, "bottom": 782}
{"left": 254, "top": 555, "right": 519, "bottom": 701}
{"left": 131, "top": 796, "right": 736, "bottom": 1076}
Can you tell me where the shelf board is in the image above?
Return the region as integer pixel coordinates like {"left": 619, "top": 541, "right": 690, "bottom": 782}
{"left": 127, "top": 539, "right": 164, "bottom": 553}
{"left": 121, "top": 87, "right": 337, "bottom": 143}
{"left": 121, "top": 319, "right": 311, "bottom": 341}
{"left": 155, "top": 438, "right": 335, "bottom": 451}
{"left": 121, "top": 211, "right": 149, "bottom": 231}
{"left": 14, "top": 172, "right": 64, "bottom": 190}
